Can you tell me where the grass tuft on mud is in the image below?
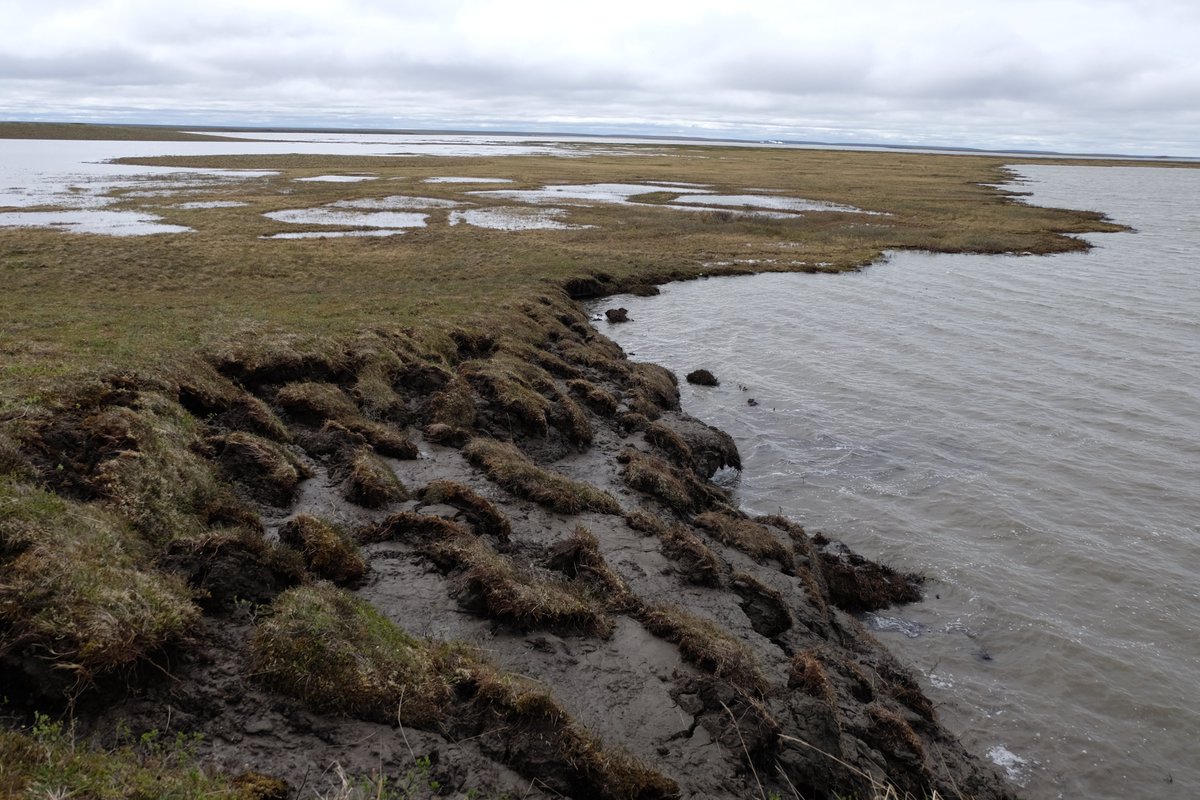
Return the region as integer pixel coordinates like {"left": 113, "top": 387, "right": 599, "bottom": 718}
{"left": 0, "top": 480, "right": 197, "bottom": 687}
{"left": 278, "top": 515, "right": 366, "bottom": 586}
{"left": 464, "top": 438, "right": 621, "bottom": 515}
{"left": 639, "top": 605, "right": 768, "bottom": 695}
{"left": 250, "top": 584, "right": 453, "bottom": 725}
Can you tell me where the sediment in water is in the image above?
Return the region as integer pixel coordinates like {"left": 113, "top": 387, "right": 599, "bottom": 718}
{"left": 0, "top": 284, "right": 1016, "bottom": 799}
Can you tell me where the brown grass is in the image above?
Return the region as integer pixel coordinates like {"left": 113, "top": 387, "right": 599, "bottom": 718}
{"left": 638, "top": 605, "right": 768, "bottom": 695}
{"left": 278, "top": 514, "right": 367, "bottom": 586}
{"left": 463, "top": 438, "right": 621, "bottom": 515}
{"left": 428, "top": 530, "right": 615, "bottom": 636}
{"left": 543, "top": 526, "right": 642, "bottom": 613}
{"left": 420, "top": 478, "right": 512, "bottom": 540}
{"left": 694, "top": 511, "right": 795, "bottom": 572}
{"left": 342, "top": 447, "right": 408, "bottom": 508}
{"left": 0, "top": 141, "right": 1139, "bottom": 418}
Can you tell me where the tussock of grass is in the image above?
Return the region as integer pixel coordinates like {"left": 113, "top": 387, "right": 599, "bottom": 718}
{"left": 463, "top": 438, "right": 621, "bottom": 515}
{"left": 694, "top": 511, "right": 795, "bottom": 572}
{"left": 278, "top": 515, "right": 366, "bottom": 586}
{"left": 428, "top": 530, "right": 615, "bottom": 636}
{"left": 361, "top": 511, "right": 473, "bottom": 545}
{"left": 460, "top": 356, "right": 553, "bottom": 436}
{"left": 275, "top": 381, "right": 360, "bottom": 423}
{"left": 866, "top": 704, "right": 927, "bottom": 766}
{"left": 160, "top": 527, "right": 304, "bottom": 612}
{"left": 789, "top": 650, "right": 839, "bottom": 711}
{"left": 420, "top": 478, "right": 511, "bottom": 541}
{"left": 619, "top": 448, "right": 719, "bottom": 514}
{"left": 171, "top": 357, "right": 291, "bottom": 442}
{"left": 629, "top": 362, "right": 680, "bottom": 412}
{"left": 817, "top": 548, "right": 922, "bottom": 613}
{"left": 250, "top": 585, "right": 675, "bottom": 798}
{"left": 421, "top": 376, "right": 477, "bottom": 430}
{"left": 342, "top": 447, "right": 408, "bottom": 508}
{"left": 209, "top": 431, "right": 311, "bottom": 507}
{"left": 543, "top": 526, "right": 642, "bottom": 613}
{"left": 462, "top": 663, "right": 679, "bottom": 800}
{"left": 645, "top": 420, "right": 695, "bottom": 470}
{"left": 251, "top": 584, "right": 454, "bottom": 724}
{"left": 0, "top": 480, "right": 197, "bottom": 683}
{"left": 567, "top": 378, "right": 620, "bottom": 416}
{"left": 638, "top": 605, "right": 768, "bottom": 695}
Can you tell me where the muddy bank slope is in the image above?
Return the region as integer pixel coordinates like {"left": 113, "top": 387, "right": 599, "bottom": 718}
{"left": 0, "top": 287, "right": 1016, "bottom": 800}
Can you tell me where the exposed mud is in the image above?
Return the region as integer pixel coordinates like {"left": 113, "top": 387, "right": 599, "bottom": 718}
{"left": 1, "top": 290, "right": 1018, "bottom": 799}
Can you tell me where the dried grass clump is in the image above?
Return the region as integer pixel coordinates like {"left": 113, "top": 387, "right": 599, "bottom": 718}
{"left": 429, "top": 530, "right": 614, "bottom": 636}
{"left": 0, "top": 480, "right": 197, "bottom": 683}
{"left": 644, "top": 421, "right": 695, "bottom": 470}
{"left": 210, "top": 431, "right": 311, "bottom": 507}
{"left": 422, "top": 376, "right": 477, "bottom": 430}
{"left": 460, "top": 357, "right": 552, "bottom": 436}
{"left": 789, "top": 650, "right": 839, "bottom": 711}
{"left": 25, "top": 394, "right": 249, "bottom": 544}
{"left": 361, "top": 511, "right": 473, "bottom": 545}
{"left": 342, "top": 448, "right": 408, "bottom": 508}
{"left": 463, "top": 438, "right": 621, "bottom": 515}
{"left": 160, "top": 527, "right": 304, "bottom": 612}
{"left": 278, "top": 515, "right": 366, "bottom": 586}
{"left": 567, "top": 378, "right": 620, "bottom": 416}
{"left": 867, "top": 704, "right": 927, "bottom": 765}
{"left": 171, "top": 357, "right": 292, "bottom": 442}
{"left": 250, "top": 584, "right": 452, "bottom": 725}
{"left": 620, "top": 449, "right": 706, "bottom": 514}
{"left": 629, "top": 362, "right": 679, "bottom": 411}
{"left": 420, "top": 479, "right": 511, "bottom": 541}
{"left": 543, "top": 527, "right": 641, "bottom": 613}
{"left": 625, "top": 508, "right": 671, "bottom": 537}
{"left": 461, "top": 663, "right": 679, "bottom": 800}
{"left": 661, "top": 525, "right": 725, "bottom": 587}
{"left": 274, "top": 381, "right": 359, "bottom": 423}
{"left": 694, "top": 511, "right": 795, "bottom": 572}
{"left": 639, "top": 605, "right": 768, "bottom": 695}
{"left": 818, "top": 549, "right": 922, "bottom": 612}
{"left": 351, "top": 358, "right": 410, "bottom": 423}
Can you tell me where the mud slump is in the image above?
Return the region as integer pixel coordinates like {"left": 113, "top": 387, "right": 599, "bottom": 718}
{"left": 1, "top": 293, "right": 1017, "bottom": 800}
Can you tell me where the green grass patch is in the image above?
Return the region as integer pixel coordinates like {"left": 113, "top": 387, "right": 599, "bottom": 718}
{"left": 0, "top": 479, "right": 198, "bottom": 685}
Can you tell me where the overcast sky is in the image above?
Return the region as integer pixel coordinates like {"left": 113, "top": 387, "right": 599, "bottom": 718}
{"left": 2, "top": 0, "right": 1198, "bottom": 155}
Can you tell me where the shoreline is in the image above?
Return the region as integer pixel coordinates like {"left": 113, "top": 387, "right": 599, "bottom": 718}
{"left": 0, "top": 286, "right": 1020, "bottom": 799}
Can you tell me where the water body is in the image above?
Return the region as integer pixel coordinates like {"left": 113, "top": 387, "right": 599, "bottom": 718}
{"left": 595, "top": 164, "right": 1200, "bottom": 800}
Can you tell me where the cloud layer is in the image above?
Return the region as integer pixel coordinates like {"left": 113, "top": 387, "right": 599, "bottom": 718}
{"left": 3, "top": 0, "right": 1198, "bottom": 155}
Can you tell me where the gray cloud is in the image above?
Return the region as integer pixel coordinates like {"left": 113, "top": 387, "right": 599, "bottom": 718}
{"left": 1, "top": 0, "right": 1198, "bottom": 155}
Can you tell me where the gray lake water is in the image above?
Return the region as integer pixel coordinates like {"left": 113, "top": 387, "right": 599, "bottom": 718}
{"left": 595, "top": 164, "right": 1200, "bottom": 799}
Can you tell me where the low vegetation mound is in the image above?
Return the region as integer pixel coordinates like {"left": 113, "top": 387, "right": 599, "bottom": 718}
{"left": 0, "top": 481, "right": 197, "bottom": 691}
{"left": 464, "top": 438, "right": 621, "bottom": 515}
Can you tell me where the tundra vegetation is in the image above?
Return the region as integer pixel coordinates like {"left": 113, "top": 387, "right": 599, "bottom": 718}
{"left": 0, "top": 122, "right": 1156, "bottom": 799}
